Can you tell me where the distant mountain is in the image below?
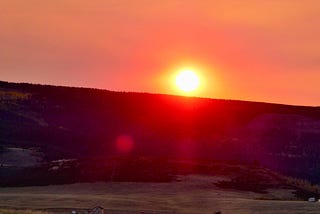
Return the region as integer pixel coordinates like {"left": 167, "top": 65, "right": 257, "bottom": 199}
{"left": 1, "top": 80, "right": 320, "bottom": 184}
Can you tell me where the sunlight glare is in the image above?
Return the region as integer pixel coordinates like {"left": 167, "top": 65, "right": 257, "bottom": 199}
{"left": 175, "top": 70, "right": 200, "bottom": 92}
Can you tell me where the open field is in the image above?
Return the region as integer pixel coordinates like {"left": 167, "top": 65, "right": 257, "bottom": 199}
{"left": 0, "top": 175, "right": 320, "bottom": 214}
{"left": 0, "top": 209, "right": 47, "bottom": 214}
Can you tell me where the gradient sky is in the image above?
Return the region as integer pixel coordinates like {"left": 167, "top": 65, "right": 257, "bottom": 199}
{"left": 1, "top": 0, "right": 319, "bottom": 106}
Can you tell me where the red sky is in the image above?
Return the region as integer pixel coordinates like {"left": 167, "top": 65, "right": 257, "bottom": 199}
{"left": 1, "top": 0, "right": 319, "bottom": 106}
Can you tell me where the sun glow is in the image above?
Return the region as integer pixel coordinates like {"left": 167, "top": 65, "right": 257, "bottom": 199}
{"left": 175, "top": 70, "right": 200, "bottom": 92}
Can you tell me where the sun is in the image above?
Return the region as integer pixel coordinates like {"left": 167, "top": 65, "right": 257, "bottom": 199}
{"left": 175, "top": 70, "right": 200, "bottom": 92}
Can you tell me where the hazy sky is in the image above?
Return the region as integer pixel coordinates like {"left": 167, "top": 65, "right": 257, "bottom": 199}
{"left": 1, "top": 0, "right": 319, "bottom": 106}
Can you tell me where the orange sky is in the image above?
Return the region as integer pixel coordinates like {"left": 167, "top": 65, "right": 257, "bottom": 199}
{"left": 1, "top": 0, "right": 319, "bottom": 106}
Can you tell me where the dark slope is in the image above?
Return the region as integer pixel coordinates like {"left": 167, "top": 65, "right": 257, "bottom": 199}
{"left": 1, "top": 80, "right": 320, "bottom": 183}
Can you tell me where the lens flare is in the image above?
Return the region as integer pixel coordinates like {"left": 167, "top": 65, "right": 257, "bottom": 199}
{"left": 116, "top": 135, "right": 134, "bottom": 153}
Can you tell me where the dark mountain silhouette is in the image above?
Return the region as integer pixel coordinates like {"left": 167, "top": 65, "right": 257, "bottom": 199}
{"left": 1, "top": 80, "right": 320, "bottom": 185}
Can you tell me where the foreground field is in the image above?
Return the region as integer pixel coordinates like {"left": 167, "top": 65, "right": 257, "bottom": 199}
{"left": 0, "top": 175, "right": 319, "bottom": 214}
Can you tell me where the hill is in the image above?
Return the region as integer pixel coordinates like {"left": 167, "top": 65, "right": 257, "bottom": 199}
{"left": 1, "top": 80, "right": 320, "bottom": 184}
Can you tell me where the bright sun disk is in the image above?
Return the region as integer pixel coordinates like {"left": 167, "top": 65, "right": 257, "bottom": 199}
{"left": 175, "top": 70, "right": 200, "bottom": 92}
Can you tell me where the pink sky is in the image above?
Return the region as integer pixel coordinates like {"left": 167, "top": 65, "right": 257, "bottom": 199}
{"left": 1, "top": 0, "right": 319, "bottom": 106}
